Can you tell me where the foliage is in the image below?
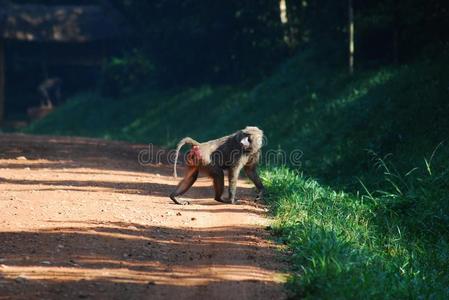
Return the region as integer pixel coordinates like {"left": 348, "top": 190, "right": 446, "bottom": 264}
{"left": 5, "top": 0, "right": 449, "bottom": 104}
{"left": 107, "top": 0, "right": 449, "bottom": 84}
{"left": 99, "top": 50, "right": 155, "bottom": 97}
{"left": 111, "top": 0, "right": 289, "bottom": 84}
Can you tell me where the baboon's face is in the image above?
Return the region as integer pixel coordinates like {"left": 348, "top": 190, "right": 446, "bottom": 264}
{"left": 240, "top": 136, "right": 251, "bottom": 149}
{"left": 239, "top": 131, "right": 263, "bottom": 154}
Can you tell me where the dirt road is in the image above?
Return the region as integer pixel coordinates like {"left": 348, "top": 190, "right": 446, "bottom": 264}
{"left": 0, "top": 134, "right": 287, "bottom": 300}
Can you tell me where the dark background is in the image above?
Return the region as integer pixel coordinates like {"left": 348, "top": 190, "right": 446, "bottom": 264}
{"left": 3, "top": 0, "right": 449, "bottom": 115}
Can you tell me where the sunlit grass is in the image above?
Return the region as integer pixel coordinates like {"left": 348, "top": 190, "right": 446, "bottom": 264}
{"left": 262, "top": 147, "right": 449, "bottom": 299}
{"left": 25, "top": 87, "right": 251, "bottom": 147}
{"left": 325, "top": 69, "right": 395, "bottom": 112}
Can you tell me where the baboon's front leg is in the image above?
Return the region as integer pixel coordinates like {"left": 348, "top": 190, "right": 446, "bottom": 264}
{"left": 228, "top": 166, "right": 243, "bottom": 204}
{"left": 244, "top": 164, "right": 265, "bottom": 201}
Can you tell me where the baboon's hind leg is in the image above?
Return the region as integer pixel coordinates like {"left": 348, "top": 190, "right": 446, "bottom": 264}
{"left": 212, "top": 169, "right": 225, "bottom": 203}
{"left": 170, "top": 168, "right": 199, "bottom": 205}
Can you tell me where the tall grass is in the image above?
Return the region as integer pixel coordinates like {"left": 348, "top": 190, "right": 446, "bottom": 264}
{"left": 263, "top": 146, "right": 449, "bottom": 299}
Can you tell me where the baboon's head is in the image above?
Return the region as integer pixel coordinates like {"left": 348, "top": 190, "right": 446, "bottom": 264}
{"left": 239, "top": 126, "right": 264, "bottom": 153}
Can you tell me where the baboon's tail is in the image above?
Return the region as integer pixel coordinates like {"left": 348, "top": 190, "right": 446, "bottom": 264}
{"left": 174, "top": 137, "right": 200, "bottom": 178}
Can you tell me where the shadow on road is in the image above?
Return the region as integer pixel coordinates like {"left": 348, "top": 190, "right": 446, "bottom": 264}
{"left": 0, "top": 222, "right": 285, "bottom": 299}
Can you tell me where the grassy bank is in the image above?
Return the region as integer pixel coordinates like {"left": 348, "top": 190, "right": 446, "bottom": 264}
{"left": 25, "top": 54, "right": 449, "bottom": 186}
{"left": 263, "top": 152, "right": 449, "bottom": 298}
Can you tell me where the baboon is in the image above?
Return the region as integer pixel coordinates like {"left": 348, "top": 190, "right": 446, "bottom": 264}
{"left": 170, "top": 126, "right": 265, "bottom": 205}
{"left": 38, "top": 77, "right": 62, "bottom": 108}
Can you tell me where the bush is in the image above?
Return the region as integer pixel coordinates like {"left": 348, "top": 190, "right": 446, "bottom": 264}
{"left": 99, "top": 49, "right": 154, "bottom": 97}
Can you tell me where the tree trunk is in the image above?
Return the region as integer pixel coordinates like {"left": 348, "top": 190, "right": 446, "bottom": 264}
{"left": 348, "top": 0, "right": 354, "bottom": 74}
{"left": 392, "top": 2, "right": 400, "bottom": 64}
{"left": 279, "top": 0, "right": 291, "bottom": 46}
{"left": 0, "top": 40, "right": 5, "bottom": 124}
{"left": 279, "top": 0, "right": 288, "bottom": 24}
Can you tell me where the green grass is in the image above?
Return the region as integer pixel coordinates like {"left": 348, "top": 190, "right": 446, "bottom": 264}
{"left": 262, "top": 150, "right": 449, "bottom": 299}
{"left": 25, "top": 87, "right": 250, "bottom": 145}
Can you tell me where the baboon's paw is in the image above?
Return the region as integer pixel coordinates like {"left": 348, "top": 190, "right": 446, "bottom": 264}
{"left": 178, "top": 200, "right": 190, "bottom": 205}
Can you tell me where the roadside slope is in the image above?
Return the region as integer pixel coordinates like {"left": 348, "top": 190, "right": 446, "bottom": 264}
{"left": 25, "top": 55, "right": 449, "bottom": 185}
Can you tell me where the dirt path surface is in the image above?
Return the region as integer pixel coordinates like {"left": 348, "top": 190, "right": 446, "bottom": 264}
{"left": 0, "top": 134, "right": 287, "bottom": 300}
